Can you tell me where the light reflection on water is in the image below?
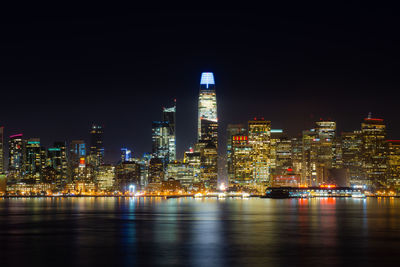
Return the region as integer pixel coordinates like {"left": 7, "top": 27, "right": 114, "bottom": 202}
{"left": 1, "top": 197, "right": 400, "bottom": 266}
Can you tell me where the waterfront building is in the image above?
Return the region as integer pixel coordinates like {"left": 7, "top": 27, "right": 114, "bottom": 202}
{"left": 361, "top": 115, "right": 387, "bottom": 189}
{"left": 231, "top": 135, "right": 253, "bottom": 185}
{"left": 248, "top": 119, "right": 271, "bottom": 187}
{"left": 301, "top": 121, "right": 337, "bottom": 186}
{"left": 72, "top": 157, "right": 94, "bottom": 184}
{"left": 226, "top": 124, "right": 247, "bottom": 184}
{"left": 165, "top": 161, "right": 194, "bottom": 189}
{"left": 291, "top": 137, "right": 303, "bottom": 180}
{"left": 25, "top": 138, "right": 42, "bottom": 183}
{"left": 115, "top": 161, "right": 141, "bottom": 192}
{"left": 41, "top": 166, "right": 57, "bottom": 185}
{"left": 200, "top": 142, "right": 218, "bottom": 190}
{"left": 97, "top": 164, "right": 115, "bottom": 191}
{"left": 184, "top": 147, "right": 201, "bottom": 183}
{"left": 148, "top": 157, "right": 164, "bottom": 184}
{"left": 386, "top": 140, "right": 400, "bottom": 190}
{"left": 302, "top": 129, "right": 318, "bottom": 186}
{"left": 132, "top": 154, "right": 150, "bottom": 188}
{"left": 270, "top": 129, "right": 293, "bottom": 176}
{"left": 161, "top": 178, "right": 183, "bottom": 193}
{"left": 271, "top": 169, "right": 300, "bottom": 187}
{"left": 47, "top": 142, "right": 68, "bottom": 187}
{"left": 89, "top": 124, "right": 104, "bottom": 167}
{"left": 275, "top": 137, "right": 293, "bottom": 175}
{"left": 341, "top": 131, "right": 363, "bottom": 185}
{"left": 8, "top": 133, "right": 24, "bottom": 179}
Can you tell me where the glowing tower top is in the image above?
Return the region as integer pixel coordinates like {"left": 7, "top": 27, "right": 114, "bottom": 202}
{"left": 200, "top": 72, "right": 215, "bottom": 90}
{"left": 198, "top": 72, "right": 218, "bottom": 144}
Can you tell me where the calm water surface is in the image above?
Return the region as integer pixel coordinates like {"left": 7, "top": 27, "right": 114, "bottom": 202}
{"left": 1, "top": 197, "right": 400, "bottom": 266}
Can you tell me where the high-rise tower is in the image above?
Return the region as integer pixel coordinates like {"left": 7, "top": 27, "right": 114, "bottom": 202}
{"left": 8, "top": 133, "right": 24, "bottom": 177}
{"left": 198, "top": 72, "right": 218, "bottom": 146}
{"left": 163, "top": 102, "right": 176, "bottom": 161}
{"left": 90, "top": 124, "right": 104, "bottom": 167}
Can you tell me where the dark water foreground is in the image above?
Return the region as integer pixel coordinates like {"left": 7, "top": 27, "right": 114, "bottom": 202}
{"left": 1, "top": 197, "right": 400, "bottom": 266}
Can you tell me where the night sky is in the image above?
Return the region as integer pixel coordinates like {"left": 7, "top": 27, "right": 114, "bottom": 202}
{"left": 0, "top": 6, "right": 397, "bottom": 163}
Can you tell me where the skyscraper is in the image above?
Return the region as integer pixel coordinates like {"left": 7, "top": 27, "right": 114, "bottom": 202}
{"left": 248, "top": 119, "right": 271, "bottom": 186}
{"left": 386, "top": 140, "right": 400, "bottom": 190}
{"left": 89, "top": 124, "right": 104, "bottom": 167}
{"left": 227, "top": 124, "right": 247, "bottom": 183}
{"left": 197, "top": 72, "right": 218, "bottom": 189}
{"left": 163, "top": 103, "right": 176, "bottom": 161}
{"left": 341, "top": 131, "right": 363, "bottom": 185}
{"left": 231, "top": 135, "right": 253, "bottom": 185}
{"left": 25, "top": 138, "right": 42, "bottom": 182}
{"left": 151, "top": 121, "right": 170, "bottom": 165}
{"left": 361, "top": 115, "right": 387, "bottom": 189}
{"left": 69, "top": 140, "right": 86, "bottom": 165}
{"left": 198, "top": 72, "right": 218, "bottom": 145}
{"left": 8, "top": 134, "right": 24, "bottom": 176}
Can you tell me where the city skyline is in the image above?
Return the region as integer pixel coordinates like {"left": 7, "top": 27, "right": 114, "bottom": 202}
{"left": 0, "top": 71, "right": 397, "bottom": 166}
{"left": 0, "top": 8, "right": 397, "bottom": 163}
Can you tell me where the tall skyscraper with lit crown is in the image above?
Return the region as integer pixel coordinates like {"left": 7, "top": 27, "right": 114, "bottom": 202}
{"left": 198, "top": 72, "right": 218, "bottom": 146}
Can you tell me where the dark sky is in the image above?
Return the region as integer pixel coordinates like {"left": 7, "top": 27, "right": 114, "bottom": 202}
{"left": 0, "top": 5, "right": 398, "bottom": 163}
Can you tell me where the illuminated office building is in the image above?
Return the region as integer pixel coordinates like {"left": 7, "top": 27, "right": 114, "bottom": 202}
{"left": 302, "top": 129, "right": 318, "bottom": 186}
{"left": 48, "top": 142, "right": 68, "bottom": 187}
{"left": 198, "top": 72, "right": 218, "bottom": 145}
{"left": 200, "top": 118, "right": 218, "bottom": 146}
{"left": 132, "top": 154, "right": 150, "bottom": 188}
{"left": 248, "top": 119, "right": 271, "bottom": 185}
{"left": 386, "top": 140, "right": 400, "bottom": 190}
{"left": 184, "top": 147, "right": 201, "bottom": 183}
{"left": 0, "top": 126, "right": 3, "bottom": 174}
{"left": 275, "top": 137, "right": 293, "bottom": 175}
{"left": 166, "top": 161, "right": 194, "bottom": 189}
{"left": 97, "top": 164, "right": 115, "bottom": 191}
{"left": 89, "top": 124, "right": 104, "bottom": 167}
{"left": 115, "top": 161, "right": 141, "bottom": 192}
{"left": 361, "top": 115, "right": 387, "bottom": 189}
{"left": 270, "top": 129, "right": 293, "bottom": 176}
{"left": 226, "top": 124, "right": 247, "bottom": 183}
{"left": 148, "top": 157, "right": 164, "bottom": 184}
{"left": 25, "top": 138, "right": 42, "bottom": 182}
{"left": 200, "top": 142, "right": 218, "bottom": 189}
{"left": 8, "top": 134, "right": 24, "bottom": 177}
{"left": 301, "top": 121, "right": 337, "bottom": 186}
{"left": 231, "top": 135, "right": 253, "bottom": 185}
{"left": 316, "top": 120, "right": 337, "bottom": 168}
{"left": 70, "top": 140, "right": 86, "bottom": 165}
{"left": 152, "top": 121, "right": 170, "bottom": 166}
{"left": 341, "top": 131, "right": 363, "bottom": 185}
{"left": 291, "top": 138, "right": 303, "bottom": 180}
{"left": 163, "top": 103, "right": 176, "bottom": 161}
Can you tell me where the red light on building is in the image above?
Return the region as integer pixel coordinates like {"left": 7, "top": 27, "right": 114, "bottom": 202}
{"left": 287, "top": 168, "right": 293, "bottom": 172}
{"left": 365, "top": 118, "right": 383, "bottom": 121}
{"left": 79, "top": 158, "right": 85, "bottom": 165}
